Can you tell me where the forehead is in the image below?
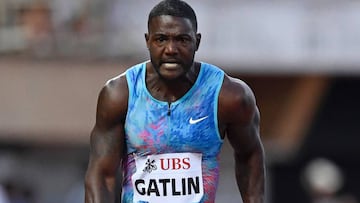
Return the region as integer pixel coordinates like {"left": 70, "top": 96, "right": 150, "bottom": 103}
{"left": 148, "top": 15, "right": 195, "bottom": 34}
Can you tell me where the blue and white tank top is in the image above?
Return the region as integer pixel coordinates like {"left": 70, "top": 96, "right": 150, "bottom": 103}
{"left": 122, "top": 61, "right": 225, "bottom": 203}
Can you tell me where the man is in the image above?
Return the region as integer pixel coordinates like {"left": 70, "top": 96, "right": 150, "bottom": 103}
{"left": 84, "top": 0, "right": 265, "bottom": 202}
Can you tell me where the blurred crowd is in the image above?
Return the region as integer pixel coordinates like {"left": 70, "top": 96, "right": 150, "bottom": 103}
{"left": 0, "top": 0, "right": 133, "bottom": 59}
{"left": 1, "top": 0, "right": 359, "bottom": 66}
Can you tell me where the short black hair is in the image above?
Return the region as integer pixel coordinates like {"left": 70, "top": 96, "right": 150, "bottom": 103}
{"left": 148, "top": 0, "right": 198, "bottom": 32}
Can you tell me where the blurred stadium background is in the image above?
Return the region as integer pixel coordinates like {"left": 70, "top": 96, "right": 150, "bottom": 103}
{"left": 0, "top": 0, "right": 359, "bottom": 202}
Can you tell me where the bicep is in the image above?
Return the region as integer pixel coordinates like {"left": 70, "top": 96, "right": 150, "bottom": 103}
{"left": 222, "top": 77, "right": 263, "bottom": 159}
{"left": 88, "top": 80, "right": 128, "bottom": 174}
{"left": 227, "top": 106, "right": 262, "bottom": 159}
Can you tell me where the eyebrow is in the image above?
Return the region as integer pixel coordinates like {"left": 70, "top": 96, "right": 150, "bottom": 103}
{"left": 152, "top": 32, "right": 192, "bottom": 37}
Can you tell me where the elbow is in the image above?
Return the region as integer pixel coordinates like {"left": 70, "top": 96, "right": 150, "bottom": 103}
{"left": 84, "top": 168, "right": 95, "bottom": 200}
{"left": 84, "top": 170, "right": 92, "bottom": 191}
{"left": 235, "top": 140, "right": 265, "bottom": 164}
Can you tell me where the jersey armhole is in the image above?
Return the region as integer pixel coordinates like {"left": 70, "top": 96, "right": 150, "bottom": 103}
{"left": 124, "top": 70, "right": 133, "bottom": 126}
{"left": 214, "top": 71, "right": 225, "bottom": 142}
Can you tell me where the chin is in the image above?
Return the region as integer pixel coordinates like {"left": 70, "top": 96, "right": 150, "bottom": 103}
{"left": 159, "top": 68, "right": 184, "bottom": 80}
{"left": 159, "top": 73, "right": 182, "bottom": 81}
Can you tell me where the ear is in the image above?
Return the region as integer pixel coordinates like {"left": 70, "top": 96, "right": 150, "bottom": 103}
{"left": 195, "top": 33, "right": 201, "bottom": 51}
{"left": 145, "top": 33, "right": 150, "bottom": 49}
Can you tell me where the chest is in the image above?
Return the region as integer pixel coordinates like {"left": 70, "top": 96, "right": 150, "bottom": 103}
{"left": 124, "top": 89, "right": 222, "bottom": 156}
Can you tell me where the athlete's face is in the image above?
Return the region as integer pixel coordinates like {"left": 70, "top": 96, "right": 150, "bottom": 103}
{"left": 145, "top": 15, "right": 201, "bottom": 80}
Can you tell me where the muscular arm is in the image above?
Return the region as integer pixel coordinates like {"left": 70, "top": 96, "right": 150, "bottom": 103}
{"left": 220, "top": 76, "right": 265, "bottom": 203}
{"left": 84, "top": 74, "right": 128, "bottom": 203}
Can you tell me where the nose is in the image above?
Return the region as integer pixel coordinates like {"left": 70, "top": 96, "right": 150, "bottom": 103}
{"left": 164, "top": 40, "right": 178, "bottom": 55}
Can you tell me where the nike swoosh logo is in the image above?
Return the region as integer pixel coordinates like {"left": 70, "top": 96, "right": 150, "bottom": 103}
{"left": 189, "top": 116, "right": 209, "bottom": 124}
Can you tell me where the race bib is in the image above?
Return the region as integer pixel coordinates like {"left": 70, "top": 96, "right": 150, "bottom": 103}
{"left": 132, "top": 153, "right": 204, "bottom": 203}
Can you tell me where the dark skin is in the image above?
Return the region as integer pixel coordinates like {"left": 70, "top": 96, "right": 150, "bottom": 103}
{"left": 85, "top": 15, "right": 265, "bottom": 203}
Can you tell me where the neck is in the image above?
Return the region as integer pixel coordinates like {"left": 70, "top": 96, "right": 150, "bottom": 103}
{"left": 146, "top": 62, "right": 200, "bottom": 103}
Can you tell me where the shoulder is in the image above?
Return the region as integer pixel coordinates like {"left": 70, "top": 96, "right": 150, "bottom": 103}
{"left": 100, "top": 71, "right": 128, "bottom": 107}
{"left": 96, "top": 72, "right": 129, "bottom": 125}
{"left": 220, "top": 74, "right": 255, "bottom": 102}
{"left": 96, "top": 61, "right": 147, "bottom": 120}
{"left": 218, "top": 74, "right": 258, "bottom": 125}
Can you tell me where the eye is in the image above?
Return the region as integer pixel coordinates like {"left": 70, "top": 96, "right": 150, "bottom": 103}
{"left": 155, "top": 36, "right": 167, "bottom": 43}
{"left": 177, "top": 36, "right": 191, "bottom": 44}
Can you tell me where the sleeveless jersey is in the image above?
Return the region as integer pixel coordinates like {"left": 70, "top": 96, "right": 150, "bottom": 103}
{"left": 122, "top": 61, "right": 225, "bottom": 203}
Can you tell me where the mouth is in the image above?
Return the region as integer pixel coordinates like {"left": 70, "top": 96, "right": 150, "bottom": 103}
{"left": 162, "top": 62, "right": 178, "bottom": 68}
{"left": 161, "top": 61, "right": 181, "bottom": 70}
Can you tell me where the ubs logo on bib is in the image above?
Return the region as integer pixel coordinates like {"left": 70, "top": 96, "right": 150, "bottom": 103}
{"left": 160, "top": 157, "right": 191, "bottom": 170}
{"left": 143, "top": 157, "right": 191, "bottom": 173}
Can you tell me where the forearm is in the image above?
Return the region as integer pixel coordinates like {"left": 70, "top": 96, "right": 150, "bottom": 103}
{"left": 235, "top": 149, "right": 265, "bottom": 203}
